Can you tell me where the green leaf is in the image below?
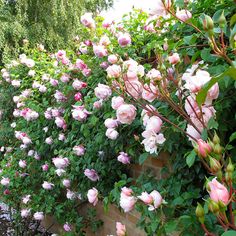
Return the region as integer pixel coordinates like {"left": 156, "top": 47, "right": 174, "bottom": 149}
{"left": 229, "top": 132, "right": 236, "bottom": 143}
{"left": 221, "top": 231, "right": 236, "bottom": 236}
{"left": 196, "top": 67, "right": 236, "bottom": 106}
{"left": 186, "top": 150, "right": 196, "bottom": 168}
{"left": 139, "top": 153, "right": 149, "bottom": 165}
{"left": 164, "top": 220, "right": 178, "bottom": 234}
{"left": 207, "top": 117, "right": 219, "bottom": 129}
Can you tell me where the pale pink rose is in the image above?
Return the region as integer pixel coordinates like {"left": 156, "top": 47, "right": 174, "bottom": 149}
{"left": 111, "top": 96, "right": 125, "bottom": 110}
{"left": 102, "top": 19, "right": 113, "bottom": 28}
{"left": 206, "top": 84, "right": 219, "bottom": 105}
{"left": 106, "top": 65, "right": 121, "bottom": 78}
{"left": 106, "top": 128, "right": 119, "bottom": 140}
{"left": 11, "top": 80, "right": 21, "bottom": 87}
{"left": 55, "top": 117, "right": 67, "bottom": 129}
{"left": 61, "top": 57, "right": 70, "bottom": 65}
{"left": 94, "top": 83, "right": 112, "bottom": 100}
{"left": 99, "top": 35, "right": 111, "bottom": 46}
{"left": 84, "top": 169, "right": 99, "bottom": 181}
{"left": 61, "top": 74, "right": 70, "bottom": 83}
{"left": 42, "top": 181, "right": 54, "bottom": 190}
{"left": 108, "top": 55, "right": 118, "bottom": 64}
{"left": 58, "top": 133, "right": 66, "bottom": 141}
{"left": 121, "top": 187, "right": 133, "bottom": 196}
{"left": 28, "top": 70, "right": 36, "bottom": 77}
{"left": 117, "top": 152, "right": 130, "bottom": 164}
{"left": 168, "top": 53, "right": 180, "bottom": 64}
{"left": 22, "top": 195, "right": 31, "bottom": 204}
{"left": 142, "top": 83, "right": 158, "bottom": 102}
{"left": 208, "top": 178, "right": 229, "bottom": 205}
{"left": 63, "top": 223, "right": 72, "bottom": 232}
{"left": 50, "top": 79, "right": 58, "bottom": 87}
{"left": 75, "top": 59, "right": 87, "bottom": 70}
{"left": 93, "top": 45, "right": 108, "bottom": 58}
{"left": 21, "top": 209, "right": 31, "bottom": 218}
{"left": 176, "top": 10, "right": 192, "bottom": 22}
{"left": 184, "top": 96, "right": 199, "bottom": 116}
{"left": 118, "top": 33, "right": 131, "bottom": 47}
{"left": 116, "top": 222, "right": 126, "bottom": 236}
{"left": 62, "top": 179, "right": 71, "bottom": 188}
{"left": 82, "top": 68, "right": 91, "bottom": 77}
{"left": 120, "top": 188, "right": 136, "bottom": 212}
{"left": 197, "top": 139, "right": 212, "bottom": 158}
{"left": 55, "top": 169, "right": 66, "bottom": 176}
{"left": 138, "top": 192, "right": 153, "bottom": 205}
{"left": 74, "top": 92, "right": 82, "bottom": 101}
{"left": 93, "top": 100, "right": 103, "bottom": 109}
{"left": 104, "top": 118, "right": 119, "bottom": 129}
{"left": 66, "top": 189, "right": 76, "bottom": 200}
{"left": 145, "top": 116, "right": 163, "bottom": 133}
{"left": 54, "top": 90, "right": 67, "bottom": 102}
{"left": 52, "top": 157, "right": 69, "bottom": 169}
{"left": 142, "top": 130, "right": 166, "bottom": 154}
{"left": 186, "top": 122, "right": 202, "bottom": 141}
{"left": 87, "top": 187, "right": 98, "bottom": 206}
{"left": 150, "top": 0, "right": 171, "bottom": 17}
{"left": 42, "top": 164, "right": 49, "bottom": 171}
{"left": 33, "top": 212, "right": 44, "bottom": 221}
{"left": 116, "top": 104, "right": 136, "bottom": 124}
{"left": 56, "top": 50, "right": 66, "bottom": 60}
{"left": 22, "top": 136, "right": 32, "bottom": 145}
{"left": 45, "top": 137, "right": 53, "bottom": 145}
{"left": 24, "top": 59, "right": 35, "bottom": 68}
{"left": 72, "top": 105, "right": 90, "bottom": 121}
{"left": 73, "top": 145, "right": 86, "bottom": 156}
{"left": 125, "top": 80, "right": 143, "bottom": 99}
{"left": 1, "top": 177, "right": 10, "bottom": 186}
{"left": 148, "top": 190, "right": 163, "bottom": 211}
{"left": 72, "top": 79, "right": 87, "bottom": 90}
{"left": 146, "top": 69, "right": 162, "bottom": 80}
{"left": 79, "top": 43, "right": 88, "bottom": 54}
{"left": 19, "top": 160, "right": 27, "bottom": 168}
{"left": 100, "top": 61, "right": 109, "bottom": 69}
{"left": 81, "top": 13, "right": 95, "bottom": 28}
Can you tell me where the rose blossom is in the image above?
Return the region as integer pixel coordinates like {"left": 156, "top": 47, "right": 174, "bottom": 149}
{"left": 73, "top": 145, "right": 86, "bottom": 156}
{"left": 84, "top": 168, "right": 99, "bottom": 181}
{"left": 176, "top": 9, "right": 192, "bottom": 22}
{"left": 45, "top": 137, "right": 53, "bottom": 145}
{"left": 63, "top": 223, "right": 72, "bottom": 232}
{"left": 120, "top": 187, "right": 136, "bottom": 212}
{"left": 116, "top": 222, "right": 126, "bottom": 236}
{"left": 142, "top": 83, "right": 158, "bottom": 102}
{"left": 55, "top": 117, "right": 67, "bottom": 130}
{"left": 145, "top": 116, "right": 163, "bottom": 133}
{"left": 21, "top": 209, "right": 31, "bottom": 218}
{"left": 52, "top": 157, "right": 69, "bottom": 169}
{"left": 150, "top": 0, "right": 171, "bottom": 17}
{"left": 72, "top": 79, "right": 87, "bottom": 90}
{"left": 80, "top": 13, "right": 95, "bottom": 28}
{"left": 104, "top": 118, "right": 119, "bottom": 129}
{"left": 108, "top": 55, "right": 118, "bottom": 64}
{"left": 87, "top": 188, "right": 98, "bottom": 206}
{"left": 138, "top": 192, "right": 153, "bottom": 205}
{"left": 33, "top": 212, "right": 44, "bottom": 221}
{"left": 1, "top": 177, "right": 10, "bottom": 186}
{"left": 118, "top": 33, "right": 131, "bottom": 47}
{"left": 99, "top": 35, "right": 111, "bottom": 46}
{"left": 62, "top": 179, "right": 71, "bottom": 188}
{"left": 116, "top": 104, "right": 136, "bottom": 124}
{"left": 106, "top": 65, "right": 121, "bottom": 78}
{"left": 19, "top": 160, "right": 27, "bottom": 168}
{"left": 148, "top": 190, "right": 163, "bottom": 211}
{"left": 94, "top": 83, "right": 112, "bottom": 100}
{"left": 58, "top": 133, "right": 66, "bottom": 141}
{"left": 197, "top": 139, "right": 212, "bottom": 158}
{"left": 93, "top": 45, "right": 108, "bottom": 58}
{"left": 66, "top": 189, "right": 76, "bottom": 200}
{"left": 72, "top": 105, "right": 90, "bottom": 121}
{"left": 42, "top": 164, "right": 49, "bottom": 171}
{"left": 105, "top": 128, "right": 119, "bottom": 140}
{"left": 22, "top": 195, "right": 31, "bottom": 204}
{"left": 168, "top": 53, "right": 180, "bottom": 65}
{"left": 42, "top": 181, "right": 54, "bottom": 190}
{"left": 117, "top": 152, "right": 131, "bottom": 164}
{"left": 208, "top": 178, "right": 229, "bottom": 205}
{"left": 111, "top": 96, "right": 124, "bottom": 110}
{"left": 93, "top": 100, "right": 103, "bottom": 109}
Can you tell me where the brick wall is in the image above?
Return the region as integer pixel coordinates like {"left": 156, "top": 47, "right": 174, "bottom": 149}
{"left": 42, "top": 152, "right": 170, "bottom": 235}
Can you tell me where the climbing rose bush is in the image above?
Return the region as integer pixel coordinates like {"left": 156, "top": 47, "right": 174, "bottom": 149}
{"left": 0, "top": 0, "right": 236, "bottom": 235}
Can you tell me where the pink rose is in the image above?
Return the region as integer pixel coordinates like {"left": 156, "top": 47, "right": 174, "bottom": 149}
{"left": 150, "top": 0, "right": 171, "bottom": 17}
{"left": 42, "top": 181, "right": 54, "bottom": 190}
{"left": 120, "top": 187, "right": 136, "bottom": 212}
{"left": 93, "top": 100, "right": 103, "bottom": 109}
{"left": 84, "top": 169, "right": 99, "bottom": 181}
{"left": 104, "top": 118, "right": 119, "bottom": 129}
{"left": 87, "top": 187, "right": 98, "bottom": 206}
{"left": 125, "top": 80, "right": 143, "bottom": 99}
{"left": 118, "top": 33, "right": 131, "bottom": 47}
{"left": 106, "top": 65, "right": 121, "bottom": 78}
{"left": 63, "top": 223, "right": 72, "bottom": 232}
{"left": 116, "top": 222, "right": 126, "bottom": 236}
{"left": 138, "top": 192, "right": 153, "bottom": 205}
{"left": 52, "top": 157, "right": 69, "bottom": 169}
{"left": 145, "top": 116, "right": 163, "bottom": 133}
{"left": 142, "top": 83, "right": 158, "bottom": 102}
{"left": 42, "top": 164, "right": 49, "bottom": 171}
{"left": 108, "top": 55, "right": 118, "bottom": 64}
{"left": 62, "top": 179, "right": 71, "bottom": 188}
{"left": 117, "top": 152, "right": 131, "bottom": 164}
{"left": 106, "top": 128, "right": 119, "bottom": 140}
{"left": 75, "top": 59, "right": 87, "bottom": 70}
{"left": 21, "top": 209, "right": 31, "bottom": 218}
{"left": 176, "top": 10, "right": 192, "bottom": 22}
{"left": 197, "top": 139, "right": 212, "bottom": 158}
{"left": 19, "top": 160, "right": 27, "bottom": 168}
{"left": 100, "top": 61, "right": 109, "bottom": 69}
{"left": 33, "top": 212, "right": 44, "bottom": 221}
{"left": 55, "top": 117, "right": 67, "bottom": 129}
{"left": 74, "top": 92, "right": 82, "bottom": 101}
{"left": 168, "top": 53, "right": 180, "bottom": 65}
{"left": 116, "top": 104, "right": 136, "bottom": 124}
{"left": 72, "top": 79, "right": 87, "bottom": 90}
{"left": 111, "top": 96, "right": 124, "bottom": 110}
{"left": 94, "top": 83, "right": 112, "bottom": 100}
{"left": 148, "top": 190, "right": 163, "bottom": 211}
{"left": 93, "top": 45, "right": 108, "bottom": 58}
{"left": 208, "top": 178, "right": 229, "bottom": 205}
{"left": 81, "top": 13, "right": 95, "bottom": 28}
{"left": 73, "top": 145, "right": 86, "bottom": 156}
{"left": 54, "top": 90, "right": 67, "bottom": 102}
{"left": 99, "top": 35, "right": 111, "bottom": 46}
{"left": 146, "top": 69, "right": 162, "bottom": 80}
{"left": 1, "top": 177, "right": 10, "bottom": 186}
